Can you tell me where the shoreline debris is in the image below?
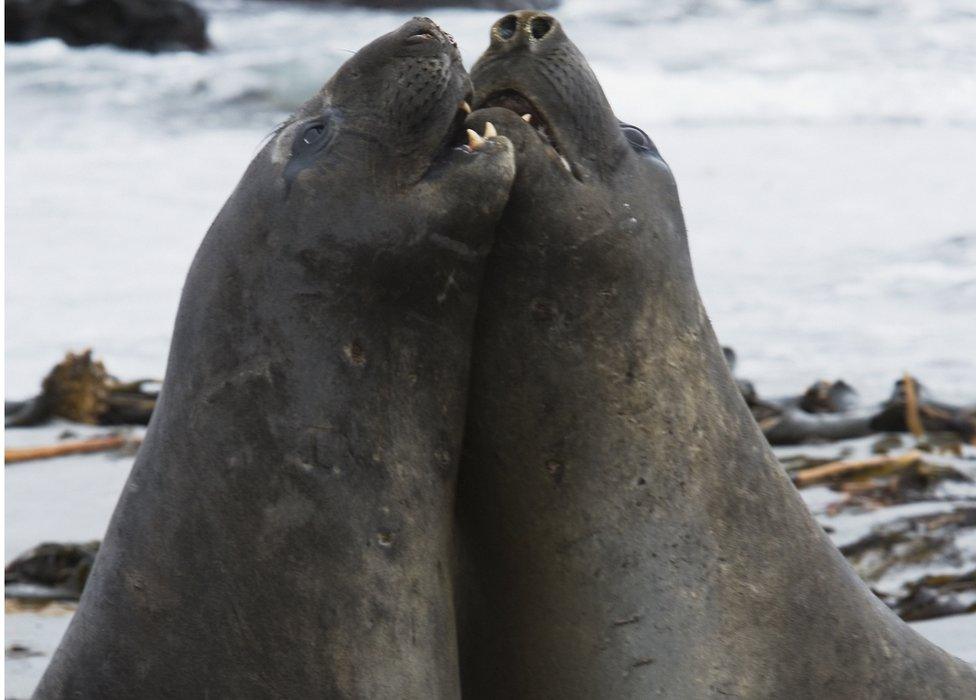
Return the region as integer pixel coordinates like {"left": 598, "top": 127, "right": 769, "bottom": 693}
{"left": 5, "top": 435, "right": 141, "bottom": 465}
{"left": 5, "top": 350, "right": 158, "bottom": 429}
{"left": 5, "top": 542, "right": 100, "bottom": 602}
{"left": 723, "top": 348, "right": 976, "bottom": 446}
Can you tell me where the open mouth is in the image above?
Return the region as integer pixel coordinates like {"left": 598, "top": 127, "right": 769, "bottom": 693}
{"left": 479, "top": 89, "right": 572, "bottom": 175}
{"left": 434, "top": 90, "right": 476, "bottom": 157}
{"left": 432, "top": 91, "right": 508, "bottom": 163}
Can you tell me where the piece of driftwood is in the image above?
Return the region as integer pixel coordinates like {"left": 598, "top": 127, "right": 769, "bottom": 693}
{"left": 869, "top": 377, "right": 975, "bottom": 441}
{"left": 903, "top": 372, "right": 925, "bottom": 438}
{"left": 4, "top": 435, "right": 139, "bottom": 464}
{"left": 761, "top": 410, "right": 876, "bottom": 445}
{"left": 792, "top": 451, "right": 925, "bottom": 488}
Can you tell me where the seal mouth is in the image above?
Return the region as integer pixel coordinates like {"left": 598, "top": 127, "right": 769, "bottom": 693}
{"left": 432, "top": 91, "right": 476, "bottom": 159}
{"left": 417, "top": 90, "right": 503, "bottom": 180}
{"left": 478, "top": 89, "right": 573, "bottom": 176}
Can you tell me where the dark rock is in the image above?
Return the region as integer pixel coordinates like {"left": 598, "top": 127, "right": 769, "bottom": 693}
{"left": 6, "top": 643, "right": 44, "bottom": 659}
{"left": 5, "top": 0, "right": 210, "bottom": 53}
{"left": 799, "top": 379, "right": 858, "bottom": 414}
{"left": 5, "top": 541, "right": 100, "bottom": 600}
{"left": 735, "top": 378, "right": 759, "bottom": 405}
{"left": 721, "top": 346, "right": 737, "bottom": 371}
{"left": 300, "top": 0, "right": 559, "bottom": 9}
{"left": 871, "top": 433, "right": 904, "bottom": 455}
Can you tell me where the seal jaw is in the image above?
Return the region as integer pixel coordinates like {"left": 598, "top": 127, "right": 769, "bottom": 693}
{"left": 476, "top": 88, "right": 576, "bottom": 178}
{"left": 419, "top": 90, "right": 514, "bottom": 182}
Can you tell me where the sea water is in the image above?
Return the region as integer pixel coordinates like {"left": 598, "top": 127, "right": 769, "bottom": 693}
{"left": 6, "top": 0, "right": 976, "bottom": 403}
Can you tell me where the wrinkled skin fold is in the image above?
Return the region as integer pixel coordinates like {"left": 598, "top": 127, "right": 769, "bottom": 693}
{"left": 35, "top": 18, "right": 515, "bottom": 699}
{"left": 456, "top": 11, "right": 976, "bottom": 699}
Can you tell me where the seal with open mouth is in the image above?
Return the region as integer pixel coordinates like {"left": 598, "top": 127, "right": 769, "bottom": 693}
{"left": 456, "top": 11, "right": 976, "bottom": 699}
{"left": 36, "top": 18, "right": 514, "bottom": 699}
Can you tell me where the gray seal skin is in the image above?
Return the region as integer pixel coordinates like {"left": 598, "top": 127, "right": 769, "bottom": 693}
{"left": 456, "top": 11, "right": 976, "bottom": 699}
{"left": 35, "top": 18, "right": 515, "bottom": 700}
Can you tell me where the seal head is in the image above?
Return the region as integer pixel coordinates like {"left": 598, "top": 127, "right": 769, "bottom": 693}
{"left": 276, "top": 18, "right": 479, "bottom": 190}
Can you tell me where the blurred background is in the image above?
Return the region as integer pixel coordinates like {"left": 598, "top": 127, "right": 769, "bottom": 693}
{"left": 5, "top": 0, "right": 976, "bottom": 696}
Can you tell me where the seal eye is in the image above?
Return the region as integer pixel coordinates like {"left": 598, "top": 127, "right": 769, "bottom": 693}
{"left": 285, "top": 114, "right": 339, "bottom": 190}
{"left": 291, "top": 118, "right": 334, "bottom": 159}
{"left": 619, "top": 122, "right": 661, "bottom": 158}
{"left": 301, "top": 123, "right": 325, "bottom": 147}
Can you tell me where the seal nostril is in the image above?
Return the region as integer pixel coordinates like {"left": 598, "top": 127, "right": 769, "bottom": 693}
{"left": 496, "top": 14, "right": 517, "bottom": 40}
{"left": 529, "top": 16, "right": 552, "bottom": 40}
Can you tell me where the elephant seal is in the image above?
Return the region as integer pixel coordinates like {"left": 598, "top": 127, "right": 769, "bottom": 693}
{"left": 36, "top": 18, "right": 514, "bottom": 699}
{"left": 456, "top": 11, "right": 976, "bottom": 699}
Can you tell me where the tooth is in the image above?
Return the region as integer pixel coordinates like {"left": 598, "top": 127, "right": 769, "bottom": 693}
{"left": 559, "top": 156, "right": 571, "bottom": 173}
{"left": 483, "top": 121, "right": 497, "bottom": 138}
{"left": 459, "top": 100, "right": 472, "bottom": 114}
{"left": 521, "top": 114, "right": 532, "bottom": 123}
{"left": 467, "top": 128, "right": 485, "bottom": 150}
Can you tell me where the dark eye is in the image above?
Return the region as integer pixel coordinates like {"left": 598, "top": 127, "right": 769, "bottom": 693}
{"left": 301, "top": 123, "right": 325, "bottom": 147}
{"left": 290, "top": 117, "right": 334, "bottom": 160}
{"left": 619, "top": 122, "right": 660, "bottom": 157}
{"left": 285, "top": 115, "right": 338, "bottom": 189}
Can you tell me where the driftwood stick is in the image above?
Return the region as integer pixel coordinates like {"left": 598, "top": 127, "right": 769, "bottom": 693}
{"left": 792, "top": 450, "right": 923, "bottom": 488}
{"left": 5, "top": 436, "right": 139, "bottom": 464}
{"left": 903, "top": 372, "right": 925, "bottom": 438}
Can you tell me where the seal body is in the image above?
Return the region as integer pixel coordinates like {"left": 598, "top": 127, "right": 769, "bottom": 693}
{"left": 456, "top": 11, "right": 976, "bottom": 699}
{"left": 36, "top": 18, "right": 515, "bottom": 699}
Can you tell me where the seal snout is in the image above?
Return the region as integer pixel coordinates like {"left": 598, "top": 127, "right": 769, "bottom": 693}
{"left": 491, "top": 11, "right": 558, "bottom": 49}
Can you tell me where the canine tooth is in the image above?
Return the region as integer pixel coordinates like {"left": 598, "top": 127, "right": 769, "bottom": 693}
{"left": 467, "top": 128, "right": 485, "bottom": 150}
{"left": 521, "top": 113, "right": 532, "bottom": 123}
{"left": 459, "top": 100, "right": 472, "bottom": 114}
{"left": 483, "top": 121, "right": 497, "bottom": 138}
{"left": 559, "top": 156, "right": 571, "bottom": 173}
